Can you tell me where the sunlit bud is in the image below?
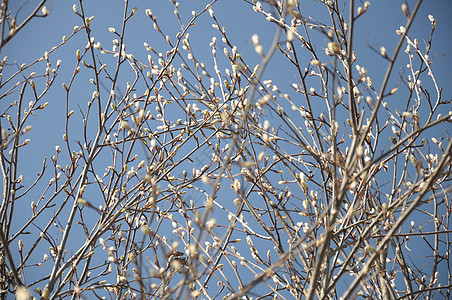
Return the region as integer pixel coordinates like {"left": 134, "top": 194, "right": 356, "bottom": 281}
{"left": 356, "top": 145, "right": 364, "bottom": 158}
{"left": 206, "top": 218, "right": 216, "bottom": 229}
{"left": 141, "top": 224, "right": 150, "bottom": 234}
{"left": 258, "top": 151, "right": 265, "bottom": 162}
{"left": 287, "top": 30, "right": 294, "bottom": 42}
{"left": 129, "top": 252, "right": 136, "bottom": 262}
{"left": 366, "top": 96, "right": 374, "bottom": 106}
{"left": 232, "top": 179, "right": 240, "bottom": 191}
{"left": 328, "top": 42, "right": 339, "bottom": 54}
{"left": 380, "top": 46, "right": 387, "bottom": 57}
{"left": 300, "top": 172, "right": 307, "bottom": 192}
{"left": 42, "top": 6, "right": 48, "bottom": 15}
{"left": 201, "top": 176, "right": 209, "bottom": 184}
{"left": 150, "top": 139, "right": 156, "bottom": 150}
{"left": 16, "top": 286, "right": 31, "bottom": 300}
{"left": 402, "top": 111, "right": 412, "bottom": 118}
{"left": 401, "top": 4, "right": 408, "bottom": 16}
{"left": 331, "top": 120, "right": 339, "bottom": 136}
{"left": 109, "top": 27, "right": 116, "bottom": 33}
{"left": 259, "top": 94, "right": 271, "bottom": 106}
{"left": 23, "top": 139, "right": 31, "bottom": 145}
{"left": 251, "top": 34, "right": 263, "bottom": 55}
{"left": 9, "top": 26, "right": 16, "bottom": 36}
{"left": 73, "top": 4, "right": 78, "bottom": 13}
{"left": 428, "top": 15, "right": 435, "bottom": 28}
{"left": 223, "top": 47, "right": 229, "bottom": 58}
{"left": 18, "top": 240, "right": 23, "bottom": 251}
{"left": 77, "top": 198, "right": 87, "bottom": 206}
{"left": 97, "top": 64, "right": 106, "bottom": 72}
{"left": 405, "top": 43, "right": 411, "bottom": 54}
{"left": 390, "top": 87, "right": 398, "bottom": 95}
{"left": 311, "top": 60, "right": 320, "bottom": 66}
{"left": 391, "top": 126, "right": 398, "bottom": 135}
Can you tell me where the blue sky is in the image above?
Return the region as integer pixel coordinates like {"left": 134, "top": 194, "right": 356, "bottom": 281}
{"left": 2, "top": 0, "right": 452, "bottom": 298}
{"left": 5, "top": 0, "right": 451, "bottom": 190}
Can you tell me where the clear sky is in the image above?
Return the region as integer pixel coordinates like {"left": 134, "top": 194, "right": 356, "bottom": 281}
{"left": 4, "top": 0, "right": 452, "bottom": 172}
{"left": 2, "top": 0, "right": 452, "bottom": 298}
